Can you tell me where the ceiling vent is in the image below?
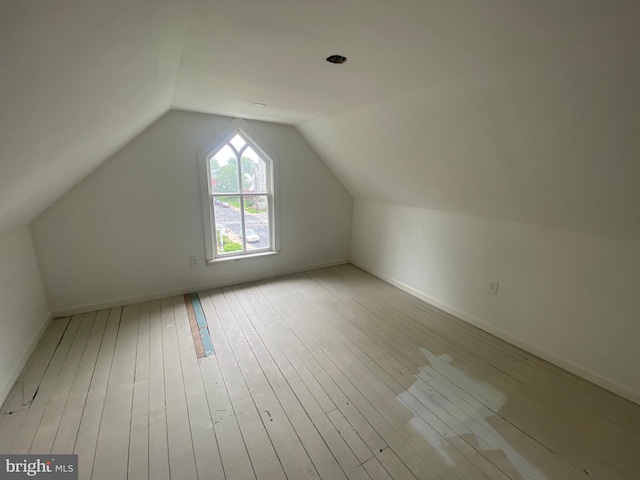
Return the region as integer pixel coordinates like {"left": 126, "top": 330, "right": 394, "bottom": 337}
{"left": 326, "top": 55, "right": 347, "bottom": 65}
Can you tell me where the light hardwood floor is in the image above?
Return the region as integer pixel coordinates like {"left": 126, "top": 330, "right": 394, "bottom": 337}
{"left": 1, "top": 265, "right": 639, "bottom": 480}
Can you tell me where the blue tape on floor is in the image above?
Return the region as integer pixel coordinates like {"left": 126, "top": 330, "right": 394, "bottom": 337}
{"left": 199, "top": 326, "right": 215, "bottom": 356}
{"left": 190, "top": 293, "right": 214, "bottom": 356}
{"left": 190, "top": 292, "right": 208, "bottom": 328}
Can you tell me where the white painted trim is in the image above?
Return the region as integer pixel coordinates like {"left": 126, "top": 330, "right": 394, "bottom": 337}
{"left": 350, "top": 260, "right": 640, "bottom": 406}
{"left": 198, "top": 119, "right": 280, "bottom": 262}
{"left": 52, "top": 258, "right": 350, "bottom": 317}
{"left": 0, "top": 313, "right": 53, "bottom": 407}
{"left": 208, "top": 250, "right": 279, "bottom": 264}
{"left": 240, "top": 122, "right": 282, "bottom": 246}
{"left": 198, "top": 118, "right": 236, "bottom": 262}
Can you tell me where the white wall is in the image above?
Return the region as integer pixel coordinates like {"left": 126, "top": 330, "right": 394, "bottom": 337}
{"left": 351, "top": 200, "right": 640, "bottom": 403}
{"left": 31, "top": 111, "right": 352, "bottom": 313}
{"left": 0, "top": 226, "right": 51, "bottom": 405}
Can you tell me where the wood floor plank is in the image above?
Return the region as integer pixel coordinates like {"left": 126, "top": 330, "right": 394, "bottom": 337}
{"left": 232, "top": 283, "right": 373, "bottom": 480}
{"left": 92, "top": 305, "right": 139, "bottom": 480}
{"left": 377, "top": 271, "right": 639, "bottom": 423}
{"left": 0, "top": 317, "right": 69, "bottom": 417}
{"left": 128, "top": 301, "right": 151, "bottom": 480}
{"left": 147, "top": 300, "right": 170, "bottom": 480}
{"left": 271, "top": 277, "right": 495, "bottom": 480}
{"left": 225, "top": 286, "right": 361, "bottom": 480}
{"left": 10, "top": 315, "right": 82, "bottom": 454}
{"left": 333, "top": 265, "right": 640, "bottom": 442}
{"left": 236, "top": 282, "right": 388, "bottom": 476}
{"left": 160, "top": 297, "right": 198, "bottom": 480}
{"left": 0, "top": 316, "right": 70, "bottom": 452}
{"left": 255, "top": 279, "right": 440, "bottom": 480}
{"left": 199, "top": 354, "right": 255, "bottom": 480}
{"left": 304, "top": 268, "right": 636, "bottom": 478}
{"left": 3, "top": 264, "right": 640, "bottom": 480}
{"left": 235, "top": 282, "right": 388, "bottom": 458}
{"left": 73, "top": 308, "right": 121, "bottom": 480}
{"left": 208, "top": 288, "right": 317, "bottom": 480}
{"left": 30, "top": 311, "right": 96, "bottom": 453}
{"left": 376, "top": 447, "right": 418, "bottom": 480}
{"left": 172, "top": 295, "right": 225, "bottom": 480}
{"left": 379, "top": 290, "right": 640, "bottom": 450}
{"left": 363, "top": 457, "right": 394, "bottom": 480}
{"left": 51, "top": 310, "right": 108, "bottom": 455}
{"left": 297, "top": 270, "right": 589, "bottom": 480}
{"left": 286, "top": 276, "right": 532, "bottom": 480}
{"left": 233, "top": 284, "right": 338, "bottom": 415}
{"left": 308, "top": 267, "right": 639, "bottom": 478}
{"left": 326, "top": 409, "right": 373, "bottom": 466}
{"left": 200, "top": 289, "right": 285, "bottom": 480}
{"left": 242, "top": 282, "right": 386, "bottom": 471}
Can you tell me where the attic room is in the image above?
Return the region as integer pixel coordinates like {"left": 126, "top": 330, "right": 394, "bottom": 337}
{"left": 1, "top": 0, "right": 639, "bottom": 479}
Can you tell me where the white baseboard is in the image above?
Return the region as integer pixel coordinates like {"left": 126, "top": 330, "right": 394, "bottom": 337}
{"left": 350, "top": 260, "right": 640, "bottom": 406}
{"left": 0, "top": 313, "right": 53, "bottom": 408}
{"left": 52, "top": 258, "right": 350, "bottom": 317}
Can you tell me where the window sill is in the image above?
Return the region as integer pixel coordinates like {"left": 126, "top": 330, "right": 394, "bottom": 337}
{"left": 207, "top": 250, "right": 279, "bottom": 265}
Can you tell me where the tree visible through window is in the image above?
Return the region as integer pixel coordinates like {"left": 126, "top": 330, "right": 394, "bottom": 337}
{"left": 207, "top": 130, "right": 273, "bottom": 258}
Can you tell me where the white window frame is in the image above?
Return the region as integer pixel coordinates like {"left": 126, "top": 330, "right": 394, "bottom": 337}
{"left": 198, "top": 119, "right": 279, "bottom": 263}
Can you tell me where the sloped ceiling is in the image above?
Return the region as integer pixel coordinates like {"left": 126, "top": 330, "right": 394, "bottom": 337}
{"left": 299, "top": 3, "right": 640, "bottom": 239}
{"left": 1, "top": 0, "right": 639, "bottom": 239}
{"left": 0, "top": 0, "right": 193, "bottom": 236}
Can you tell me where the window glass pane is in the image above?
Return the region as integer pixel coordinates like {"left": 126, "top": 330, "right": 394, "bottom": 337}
{"left": 241, "top": 147, "right": 268, "bottom": 193}
{"left": 214, "top": 196, "right": 244, "bottom": 254}
{"left": 243, "top": 195, "right": 270, "bottom": 251}
{"left": 211, "top": 146, "right": 239, "bottom": 194}
{"left": 229, "top": 134, "right": 246, "bottom": 152}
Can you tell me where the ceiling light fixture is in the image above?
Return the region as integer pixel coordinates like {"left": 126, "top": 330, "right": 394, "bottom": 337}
{"left": 326, "top": 54, "right": 347, "bottom": 65}
{"left": 252, "top": 102, "right": 267, "bottom": 108}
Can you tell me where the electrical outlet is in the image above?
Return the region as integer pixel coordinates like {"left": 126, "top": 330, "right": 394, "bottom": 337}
{"left": 488, "top": 281, "right": 499, "bottom": 295}
{"left": 190, "top": 256, "right": 201, "bottom": 268}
